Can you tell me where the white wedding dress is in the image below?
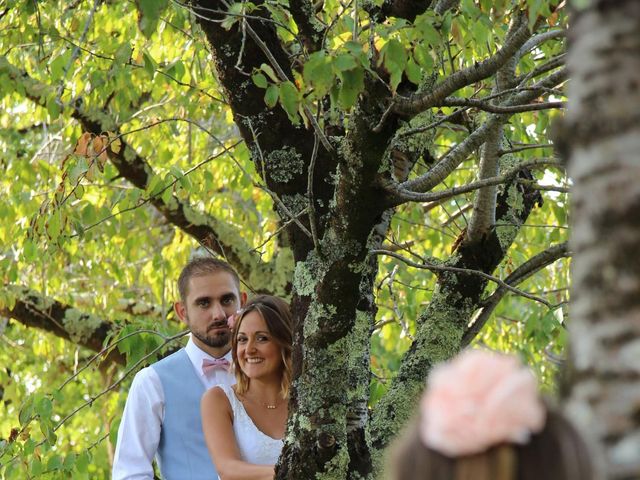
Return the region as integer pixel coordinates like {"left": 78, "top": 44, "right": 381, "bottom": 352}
{"left": 216, "top": 384, "right": 284, "bottom": 470}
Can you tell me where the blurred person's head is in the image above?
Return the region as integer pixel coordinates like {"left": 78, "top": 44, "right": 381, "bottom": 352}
{"left": 389, "top": 349, "right": 595, "bottom": 480}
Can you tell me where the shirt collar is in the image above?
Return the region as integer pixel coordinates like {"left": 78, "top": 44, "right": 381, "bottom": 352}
{"left": 185, "top": 336, "right": 232, "bottom": 377}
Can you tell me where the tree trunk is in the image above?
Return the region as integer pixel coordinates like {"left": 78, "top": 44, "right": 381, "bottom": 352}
{"left": 565, "top": 1, "right": 640, "bottom": 479}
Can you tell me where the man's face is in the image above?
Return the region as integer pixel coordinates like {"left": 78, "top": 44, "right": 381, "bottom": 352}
{"left": 174, "top": 272, "right": 246, "bottom": 356}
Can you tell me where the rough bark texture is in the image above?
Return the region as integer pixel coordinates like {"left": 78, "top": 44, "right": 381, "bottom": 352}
{"left": 564, "top": 1, "right": 640, "bottom": 479}
{"left": 195, "top": 0, "right": 336, "bottom": 262}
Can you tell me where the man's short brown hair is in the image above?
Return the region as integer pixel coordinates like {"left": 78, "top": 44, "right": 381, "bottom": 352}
{"left": 177, "top": 257, "right": 240, "bottom": 301}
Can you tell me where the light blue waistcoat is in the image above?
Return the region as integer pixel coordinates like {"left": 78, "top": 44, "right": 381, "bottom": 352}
{"left": 152, "top": 349, "right": 218, "bottom": 480}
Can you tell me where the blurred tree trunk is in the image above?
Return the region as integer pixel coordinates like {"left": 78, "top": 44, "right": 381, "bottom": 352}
{"left": 565, "top": 1, "right": 640, "bottom": 479}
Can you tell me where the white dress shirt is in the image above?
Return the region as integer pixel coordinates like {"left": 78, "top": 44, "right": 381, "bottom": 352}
{"left": 112, "top": 337, "right": 235, "bottom": 480}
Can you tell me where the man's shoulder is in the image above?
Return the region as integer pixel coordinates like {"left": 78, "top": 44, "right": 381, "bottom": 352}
{"left": 151, "top": 347, "right": 189, "bottom": 372}
{"left": 130, "top": 363, "right": 161, "bottom": 386}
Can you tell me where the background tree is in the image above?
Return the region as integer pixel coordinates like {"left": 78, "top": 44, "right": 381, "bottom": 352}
{"left": 564, "top": 1, "right": 640, "bottom": 479}
{"left": 0, "top": 1, "right": 570, "bottom": 478}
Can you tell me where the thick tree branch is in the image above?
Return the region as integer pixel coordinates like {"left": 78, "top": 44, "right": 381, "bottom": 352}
{"left": 517, "top": 29, "right": 566, "bottom": 59}
{"left": 1, "top": 286, "right": 124, "bottom": 366}
{"left": 515, "top": 53, "right": 565, "bottom": 85}
{"left": 364, "top": 0, "right": 432, "bottom": 22}
{"left": 371, "top": 168, "right": 543, "bottom": 449}
{"left": 385, "top": 158, "right": 562, "bottom": 205}
{"left": 370, "top": 250, "right": 554, "bottom": 308}
{"left": 193, "top": 0, "right": 337, "bottom": 262}
{"left": 433, "top": 0, "right": 460, "bottom": 15}
{"left": 389, "top": 12, "right": 530, "bottom": 117}
{"left": 461, "top": 241, "right": 570, "bottom": 346}
{"left": 441, "top": 97, "right": 566, "bottom": 113}
{"left": 466, "top": 121, "right": 503, "bottom": 241}
{"left": 466, "top": 46, "right": 517, "bottom": 243}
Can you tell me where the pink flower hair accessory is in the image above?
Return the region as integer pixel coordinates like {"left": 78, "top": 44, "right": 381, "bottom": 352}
{"left": 419, "top": 349, "right": 546, "bottom": 457}
{"left": 226, "top": 310, "right": 242, "bottom": 330}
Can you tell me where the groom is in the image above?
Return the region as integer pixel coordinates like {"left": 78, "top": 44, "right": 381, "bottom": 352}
{"left": 112, "top": 257, "right": 247, "bottom": 480}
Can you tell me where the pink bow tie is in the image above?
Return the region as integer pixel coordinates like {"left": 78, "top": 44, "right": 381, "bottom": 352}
{"left": 202, "top": 358, "right": 231, "bottom": 374}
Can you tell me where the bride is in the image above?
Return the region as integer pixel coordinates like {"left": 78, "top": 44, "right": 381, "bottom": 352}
{"left": 201, "top": 295, "right": 292, "bottom": 480}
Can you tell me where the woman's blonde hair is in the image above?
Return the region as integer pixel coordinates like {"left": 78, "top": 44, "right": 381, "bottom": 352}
{"left": 231, "top": 295, "right": 293, "bottom": 399}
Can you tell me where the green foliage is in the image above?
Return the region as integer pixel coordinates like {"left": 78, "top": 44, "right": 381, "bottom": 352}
{"left": 136, "top": 0, "right": 169, "bottom": 38}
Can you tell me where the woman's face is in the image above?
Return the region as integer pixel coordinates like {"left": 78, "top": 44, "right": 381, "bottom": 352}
{"left": 235, "top": 310, "right": 283, "bottom": 381}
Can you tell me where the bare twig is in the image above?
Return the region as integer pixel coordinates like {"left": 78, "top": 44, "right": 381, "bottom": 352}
{"left": 461, "top": 242, "right": 570, "bottom": 346}
{"left": 53, "top": 330, "right": 188, "bottom": 433}
{"left": 371, "top": 249, "right": 555, "bottom": 308}
{"left": 307, "top": 133, "right": 321, "bottom": 250}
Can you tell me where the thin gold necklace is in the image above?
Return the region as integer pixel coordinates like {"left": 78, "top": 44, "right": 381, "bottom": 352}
{"left": 242, "top": 394, "right": 284, "bottom": 410}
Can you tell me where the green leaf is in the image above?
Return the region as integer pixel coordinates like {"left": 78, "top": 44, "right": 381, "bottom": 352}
{"left": 264, "top": 84, "right": 279, "bottom": 108}
{"left": 221, "top": 2, "right": 244, "bottom": 30}
{"left": 23, "top": 239, "right": 37, "bottom": 262}
{"left": 333, "top": 53, "right": 358, "bottom": 72}
{"left": 35, "top": 396, "right": 53, "bottom": 419}
{"left": 303, "top": 52, "right": 334, "bottom": 96}
{"left": 52, "top": 389, "right": 64, "bottom": 404}
{"left": 135, "top": 0, "right": 169, "bottom": 38}
{"left": 405, "top": 57, "right": 422, "bottom": 85}
{"left": 30, "top": 458, "right": 43, "bottom": 476}
{"left": 260, "top": 64, "right": 279, "bottom": 83}
{"left": 49, "top": 50, "right": 70, "bottom": 82}
{"left": 415, "top": 14, "right": 440, "bottom": 46}
{"left": 39, "top": 418, "right": 57, "bottom": 445}
{"left": 19, "top": 397, "right": 35, "bottom": 426}
{"left": 166, "top": 60, "right": 185, "bottom": 81}
{"left": 145, "top": 174, "right": 164, "bottom": 196}
{"left": 344, "top": 41, "right": 364, "bottom": 56}
{"left": 338, "top": 67, "right": 364, "bottom": 109}
{"left": 47, "top": 454, "right": 63, "bottom": 471}
{"left": 63, "top": 453, "right": 76, "bottom": 471}
{"left": 46, "top": 95, "right": 61, "bottom": 120}
{"left": 414, "top": 46, "right": 434, "bottom": 70}
{"left": 382, "top": 39, "right": 407, "bottom": 91}
{"left": 161, "top": 186, "right": 174, "bottom": 205}
{"left": 252, "top": 72, "right": 268, "bottom": 89}
{"left": 552, "top": 202, "right": 567, "bottom": 225}
{"left": 74, "top": 184, "right": 85, "bottom": 200}
{"left": 278, "top": 81, "right": 300, "bottom": 123}
{"left": 460, "top": 0, "right": 480, "bottom": 17}
{"left": 142, "top": 50, "right": 156, "bottom": 77}
{"left": 47, "top": 211, "right": 62, "bottom": 241}
{"left": 75, "top": 451, "right": 90, "bottom": 474}
{"left": 114, "top": 42, "right": 132, "bottom": 66}
{"left": 68, "top": 156, "right": 89, "bottom": 185}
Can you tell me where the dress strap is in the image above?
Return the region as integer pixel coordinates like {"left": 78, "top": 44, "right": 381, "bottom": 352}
{"left": 217, "top": 384, "right": 245, "bottom": 422}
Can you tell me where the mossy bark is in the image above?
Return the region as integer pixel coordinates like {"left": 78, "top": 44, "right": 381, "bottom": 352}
{"left": 370, "top": 173, "right": 542, "bottom": 454}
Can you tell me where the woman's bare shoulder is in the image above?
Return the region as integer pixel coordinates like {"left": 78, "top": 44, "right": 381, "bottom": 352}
{"left": 202, "top": 385, "right": 232, "bottom": 410}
